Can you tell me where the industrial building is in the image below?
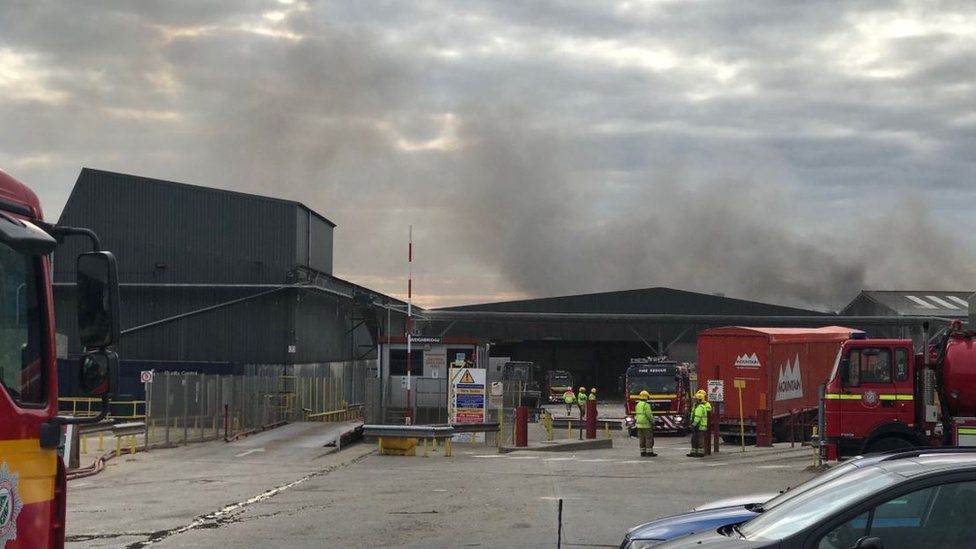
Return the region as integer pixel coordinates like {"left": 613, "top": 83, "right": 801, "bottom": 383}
{"left": 53, "top": 168, "right": 407, "bottom": 395}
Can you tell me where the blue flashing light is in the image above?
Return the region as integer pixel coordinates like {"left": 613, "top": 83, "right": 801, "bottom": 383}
{"left": 850, "top": 331, "right": 868, "bottom": 340}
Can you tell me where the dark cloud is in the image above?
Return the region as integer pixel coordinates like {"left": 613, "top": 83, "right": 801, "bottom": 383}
{"left": 0, "top": 0, "right": 974, "bottom": 308}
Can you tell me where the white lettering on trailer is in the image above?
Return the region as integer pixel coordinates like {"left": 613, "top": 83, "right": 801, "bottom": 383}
{"left": 734, "top": 353, "right": 761, "bottom": 368}
{"left": 775, "top": 354, "right": 803, "bottom": 401}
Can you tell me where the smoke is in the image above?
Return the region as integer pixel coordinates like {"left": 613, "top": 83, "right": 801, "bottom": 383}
{"left": 2, "top": 1, "right": 975, "bottom": 310}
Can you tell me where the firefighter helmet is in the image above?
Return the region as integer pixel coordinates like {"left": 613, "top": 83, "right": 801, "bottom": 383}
{"left": 590, "top": 388, "right": 596, "bottom": 394}
{"left": 696, "top": 389, "right": 707, "bottom": 400}
{"left": 639, "top": 390, "right": 651, "bottom": 400}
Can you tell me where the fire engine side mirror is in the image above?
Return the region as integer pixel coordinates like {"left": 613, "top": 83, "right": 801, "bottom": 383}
{"left": 77, "top": 251, "right": 121, "bottom": 348}
{"left": 79, "top": 349, "right": 118, "bottom": 398}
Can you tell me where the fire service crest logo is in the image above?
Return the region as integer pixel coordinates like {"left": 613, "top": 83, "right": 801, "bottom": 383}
{"left": 862, "top": 390, "right": 880, "bottom": 408}
{"left": 775, "top": 354, "right": 803, "bottom": 401}
{"left": 0, "top": 462, "right": 22, "bottom": 547}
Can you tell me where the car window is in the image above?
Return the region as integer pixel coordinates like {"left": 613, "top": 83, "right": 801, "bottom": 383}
{"left": 816, "top": 480, "right": 976, "bottom": 549}
{"left": 738, "top": 467, "right": 898, "bottom": 541}
{"left": 761, "top": 460, "right": 862, "bottom": 510}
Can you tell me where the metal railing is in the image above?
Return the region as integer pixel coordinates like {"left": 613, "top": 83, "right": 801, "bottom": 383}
{"left": 58, "top": 398, "right": 147, "bottom": 420}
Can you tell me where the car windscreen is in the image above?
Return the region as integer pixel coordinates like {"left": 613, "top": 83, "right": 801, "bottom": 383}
{"left": 737, "top": 467, "right": 899, "bottom": 541}
{"left": 760, "top": 460, "right": 863, "bottom": 511}
{"left": 629, "top": 375, "right": 677, "bottom": 395}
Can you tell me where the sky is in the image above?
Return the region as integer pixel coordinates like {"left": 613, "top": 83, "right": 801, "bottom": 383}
{"left": 1, "top": 0, "right": 974, "bottom": 310}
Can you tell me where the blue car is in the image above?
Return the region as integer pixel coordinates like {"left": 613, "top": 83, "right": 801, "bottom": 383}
{"left": 619, "top": 449, "right": 960, "bottom": 548}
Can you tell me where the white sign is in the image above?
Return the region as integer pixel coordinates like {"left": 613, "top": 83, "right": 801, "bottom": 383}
{"left": 287, "top": 345, "right": 297, "bottom": 354}
{"left": 734, "top": 353, "right": 761, "bottom": 368}
{"left": 450, "top": 368, "right": 486, "bottom": 443}
{"left": 424, "top": 352, "right": 446, "bottom": 379}
{"left": 776, "top": 354, "right": 804, "bottom": 401}
{"left": 707, "top": 380, "right": 724, "bottom": 402}
{"left": 140, "top": 370, "right": 154, "bottom": 384}
{"left": 490, "top": 381, "right": 504, "bottom": 396}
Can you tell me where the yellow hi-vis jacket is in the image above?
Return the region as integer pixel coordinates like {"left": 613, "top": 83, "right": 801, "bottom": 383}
{"left": 577, "top": 391, "right": 587, "bottom": 405}
{"left": 692, "top": 401, "right": 711, "bottom": 431}
{"left": 563, "top": 390, "right": 575, "bottom": 404}
{"left": 634, "top": 400, "right": 652, "bottom": 429}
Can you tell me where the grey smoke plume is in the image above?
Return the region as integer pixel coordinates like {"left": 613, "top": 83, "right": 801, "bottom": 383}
{"left": 2, "top": 1, "right": 975, "bottom": 310}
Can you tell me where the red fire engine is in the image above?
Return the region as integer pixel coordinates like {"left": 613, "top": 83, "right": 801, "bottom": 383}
{"left": 824, "top": 321, "right": 976, "bottom": 459}
{"left": 623, "top": 357, "right": 691, "bottom": 435}
{"left": 0, "top": 168, "right": 120, "bottom": 548}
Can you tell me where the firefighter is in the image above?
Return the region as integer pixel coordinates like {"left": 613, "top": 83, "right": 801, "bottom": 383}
{"left": 588, "top": 387, "right": 597, "bottom": 401}
{"left": 635, "top": 390, "right": 656, "bottom": 457}
{"left": 577, "top": 386, "right": 587, "bottom": 419}
{"left": 687, "top": 389, "right": 711, "bottom": 458}
{"left": 563, "top": 387, "right": 575, "bottom": 416}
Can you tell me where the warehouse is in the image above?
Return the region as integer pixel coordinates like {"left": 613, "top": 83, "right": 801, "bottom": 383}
{"left": 53, "top": 168, "right": 407, "bottom": 395}
{"left": 839, "top": 290, "right": 973, "bottom": 341}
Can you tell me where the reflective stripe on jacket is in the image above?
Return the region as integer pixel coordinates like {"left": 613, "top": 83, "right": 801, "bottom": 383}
{"left": 692, "top": 401, "right": 710, "bottom": 431}
{"left": 634, "top": 400, "right": 652, "bottom": 429}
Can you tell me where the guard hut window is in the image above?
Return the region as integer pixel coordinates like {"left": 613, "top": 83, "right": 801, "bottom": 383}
{"left": 390, "top": 349, "right": 423, "bottom": 376}
{"left": 0, "top": 242, "right": 44, "bottom": 405}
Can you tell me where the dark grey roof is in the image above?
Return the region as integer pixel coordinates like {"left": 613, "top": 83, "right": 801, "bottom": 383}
{"left": 68, "top": 168, "right": 335, "bottom": 227}
{"left": 841, "top": 291, "right": 973, "bottom": 318}
{"left": 438, "top": 287, "right": 828, "bottom": 316}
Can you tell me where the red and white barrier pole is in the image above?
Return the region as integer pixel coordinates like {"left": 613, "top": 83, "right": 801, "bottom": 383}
{"left": 405, "top": 225, "right": 413, "bottom": 425}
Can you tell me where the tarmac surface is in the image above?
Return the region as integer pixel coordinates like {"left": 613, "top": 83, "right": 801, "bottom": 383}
{"left": 66, "top": 419, "right": 819, "bottom": 548}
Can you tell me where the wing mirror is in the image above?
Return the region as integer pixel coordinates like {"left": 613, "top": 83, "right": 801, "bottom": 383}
{"left": 77, "top": 251, "right": 121, "bottom": 348}
{"left": 852, "top": 536, "right": 884, "bottom": 549}
{"left": 79, "top": 349, "right": 119, "bottom": 398}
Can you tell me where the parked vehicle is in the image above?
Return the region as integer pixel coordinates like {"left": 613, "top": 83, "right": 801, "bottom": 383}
{"left": 697, "top": 326, "right": 861, "bottom": 443}
{"left": 502, "top": 361, "right": 542, "bottom": 410}
{"left": 0, "top": 168, "right": 121, "bottom": 548}
{"left": 623, "top": 358, "right": 691, "bottom": 436}
{"left": 544, "top": 369, "right": 574, "bottom": 403}
{"left": 652, "top": 449, "right": 976, "bottom": 548}
{"left": 619, "top": 450, "right": 923, "bottom": 548}
{"left": 824, "top": 320, "right": 976, "bottom": 459}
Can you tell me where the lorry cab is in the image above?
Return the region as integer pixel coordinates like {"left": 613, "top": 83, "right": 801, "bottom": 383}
{"left": 825, "top": 338, "right": 918, "bottom": 457}
{"left": 624, "top": 358, "right": 689, "bottom": 433}
{"left": 0, "top": 169, "right": 120, "bottom": 548}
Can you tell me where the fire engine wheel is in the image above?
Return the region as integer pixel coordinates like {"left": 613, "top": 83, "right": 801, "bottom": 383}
{"left": 864, "top": 436, "right": 914, "bottom": 455}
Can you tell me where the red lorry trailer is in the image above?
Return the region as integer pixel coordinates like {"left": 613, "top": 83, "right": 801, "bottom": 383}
{"left": 697, "top": 326, "right": 862, "bottom": 443}
{"left": 0, "top": 168, "right": 120, "bottom": 548}
{"left": 824, "top": 320, "right": 976, "bottom": 459}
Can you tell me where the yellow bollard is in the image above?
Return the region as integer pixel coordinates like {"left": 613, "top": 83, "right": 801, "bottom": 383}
{"left": 605, "top": 422, "right": 611, "bottom": 439}
{"left": 81, "top": 434, "right": 87, "bottom": 454}
{"left": 129, "top": 435, "right": 136, "bottom": 455}
{"left": 445, "top": 438, "right": 453, "bottom": 457}
{"left": 378, "top": 436, "right": 383, "bottom": 455}
{"left": 423, "top": 438, "right": 429, "bottom": 457}
{"left": 567, "top": 420, "right": 571, "bottom": 438}
{"left": 98, "top": 431, "right": 104, "bottom": 451}
{"left": 432, "top": 437, "right": 438, "bottom": 452}
{"left": 115, "top": 437, "right": 121, "bottom": 458}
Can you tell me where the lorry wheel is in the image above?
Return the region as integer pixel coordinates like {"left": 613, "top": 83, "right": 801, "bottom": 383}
{"left": 864, "top": 436, "right": 914, "bottom": 454}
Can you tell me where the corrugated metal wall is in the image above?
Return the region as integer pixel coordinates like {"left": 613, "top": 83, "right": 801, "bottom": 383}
{"left": 54, "top": 168, "right": 307, "bottom": 284}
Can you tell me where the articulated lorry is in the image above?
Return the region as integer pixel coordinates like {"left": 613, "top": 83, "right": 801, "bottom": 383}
{"left": 0, "top": 168, "right": 120, "bottom": 548}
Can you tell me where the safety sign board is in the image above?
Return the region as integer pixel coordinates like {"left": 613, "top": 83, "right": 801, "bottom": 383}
{"left": 707, "top": 380, "right": 724, "bottom": 402}
{"left": 450, "top": 367, "right": 486, "bottom": 443}
{"left": 140, "top": 370, "right": 154, "bottom": 384}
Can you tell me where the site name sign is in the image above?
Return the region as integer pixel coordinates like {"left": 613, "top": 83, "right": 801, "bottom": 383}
{"left": 450, "top": 367, "right": 486, "bottom": 443}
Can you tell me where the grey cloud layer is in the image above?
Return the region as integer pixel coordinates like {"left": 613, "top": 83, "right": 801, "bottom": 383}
{"left": 1, "top": 0, "right": 974, "bottom": 308}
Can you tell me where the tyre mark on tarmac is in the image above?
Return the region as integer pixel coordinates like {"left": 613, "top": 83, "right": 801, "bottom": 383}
{"left": 120, "top": 450, "right": 374, "bottom": 548}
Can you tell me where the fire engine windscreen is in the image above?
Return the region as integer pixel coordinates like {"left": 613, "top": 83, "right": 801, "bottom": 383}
{"left": 629, "top": 375, "right": 677, "bottom": 395}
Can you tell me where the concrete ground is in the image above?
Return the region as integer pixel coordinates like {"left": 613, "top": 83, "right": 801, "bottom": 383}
{"left": 66, "top": 420, "right": 819, "bottom": 548}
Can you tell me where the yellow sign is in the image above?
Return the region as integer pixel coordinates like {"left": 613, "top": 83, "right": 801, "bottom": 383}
{"left": 733, "top": 379, "right": 746, "bottom": 389}
{"left": 459, "top": 370, "right": 475, "bottom": 384}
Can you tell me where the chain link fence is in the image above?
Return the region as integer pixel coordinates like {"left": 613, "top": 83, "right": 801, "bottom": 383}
{"left": 144, "top": 360, "right": 373, "bottom": 446}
